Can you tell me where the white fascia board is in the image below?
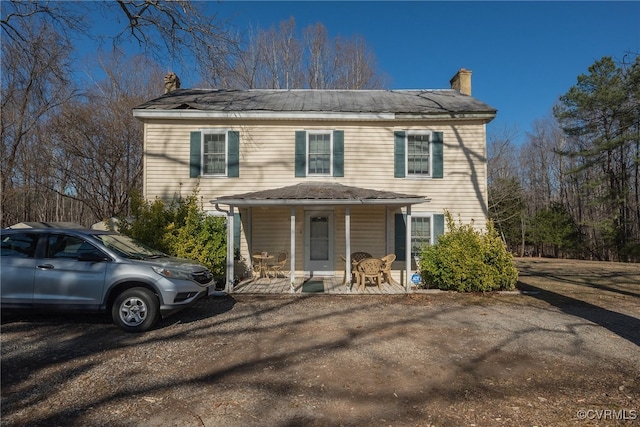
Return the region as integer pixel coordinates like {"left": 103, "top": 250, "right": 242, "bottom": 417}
{"left": 395, "top": 112, "right": 496, "bottom": 121}
{"left": 133, "top": 109, "right": 395, "bottom": 121}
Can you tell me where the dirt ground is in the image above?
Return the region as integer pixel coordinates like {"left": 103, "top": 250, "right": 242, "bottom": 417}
{"left": 1, "top": 258, "right": 639, "bottom": 427}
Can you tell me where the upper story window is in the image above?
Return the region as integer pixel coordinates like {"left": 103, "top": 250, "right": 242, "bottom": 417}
{"left": 203, "top": 131, "right": 227, "bottom": 176}
{"left": 189, "top": 130, "right": 240, "bottom": 178}
{"left": 307, "top": 131, "right": 332, "bottom": 175}
{"left": 394, "top": 130, "right": 444, "bottom": 179}
{"left": 295, "top": 130, "right": 344, "bottom": 177}
{"left": 407, "top": 132, "right": 431, "bottom": 176}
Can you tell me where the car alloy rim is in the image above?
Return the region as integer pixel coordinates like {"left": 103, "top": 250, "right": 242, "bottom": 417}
{"left": 120, "top": 297, "right": 147, "bottom": 326}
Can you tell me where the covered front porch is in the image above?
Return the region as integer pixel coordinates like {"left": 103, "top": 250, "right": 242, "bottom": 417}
{"left": 212, "top": 182, "right": 426, "bottom": 294}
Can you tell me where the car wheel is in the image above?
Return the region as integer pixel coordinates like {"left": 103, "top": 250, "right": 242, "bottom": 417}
{"left": 112, "top": 288, "right": 159, "bottom": 332}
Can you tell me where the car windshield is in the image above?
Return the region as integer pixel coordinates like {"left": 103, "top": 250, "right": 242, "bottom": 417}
{"left": 91, "top": 234, "right": 167, "bottom": 259}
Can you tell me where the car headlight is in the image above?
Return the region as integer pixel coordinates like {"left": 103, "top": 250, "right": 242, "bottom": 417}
{"left": 152, "top": 266, "right": 193, "bottom": 281}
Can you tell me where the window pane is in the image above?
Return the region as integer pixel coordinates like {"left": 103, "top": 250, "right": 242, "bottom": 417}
{"left": 310, "top": 217, "right": 329, "bottom": 260}
{"left": 47, "top": 235, "right": 101, "bottom": 259}
{"left": 308, "top": 133, "right": 331, "bottom": 175}
{"left": 407, "top": 134, "right": 430, "bottom": 175}
{"left": 203, "top": 133, "right": 226, "bottom": 175}
{"left": 1, "top": 233, "right": 38, "bottom": 258}
{"left": 411, "top": 216, "right": 431, "bottom": 257}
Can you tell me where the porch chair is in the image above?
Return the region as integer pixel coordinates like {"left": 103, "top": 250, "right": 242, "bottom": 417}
{"left": 342, "top": 251, "right": 372, "bottom": 287}
{"left": 380, "top": 254, "right": 398, "bottom": 285}
{"left": 356, "top": 258, "right": 384, "bottom": 291}
{"left": 268, "top": 252, "right": 288, "bottom": 278}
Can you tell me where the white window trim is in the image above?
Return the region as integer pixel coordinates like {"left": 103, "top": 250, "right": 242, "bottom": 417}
{"left": 405, "top": 130, "right": 433, "bottom": 178}
{"left": 307, "top": 130, "right": 333, "bottom": 176}
{"left": 201, "top": 129, "right": 229, "bottom": 177}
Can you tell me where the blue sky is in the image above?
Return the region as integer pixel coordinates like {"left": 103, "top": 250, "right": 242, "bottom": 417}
{"left": 87, "top": 1, "right": 640, "bottom": 145}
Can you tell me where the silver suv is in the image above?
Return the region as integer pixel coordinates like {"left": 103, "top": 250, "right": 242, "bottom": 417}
{"left": 1, "top": 228, "right": 215, "bottom": 332}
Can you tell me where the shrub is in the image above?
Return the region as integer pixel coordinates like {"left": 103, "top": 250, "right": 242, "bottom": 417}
{"left": 420, "top": 211, "right": 518, "bottom": 292}
{"left": 117, "top": 188, "right": 227, "bottom": 276}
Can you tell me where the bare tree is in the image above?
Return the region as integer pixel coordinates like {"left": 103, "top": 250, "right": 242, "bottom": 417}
{"left": 2, "top": 1, "right": 236, "bottom": 72}
{"left": 487, "top": 125, "right": 521, "bottom": 183}
{"left": 1, "top": 20, "right": 76, "bottom": 226}
{"left": 304, "top": 23, "right": 335, "bottom": 89}
{"left": 48, "top": 53, "right": 165, "bottom": 223}
{"left": 332, "top": 35, "right": 383, "bottom": 89}
{"left": 220, "top": 18, "right": 384, "bottom": 90}
{"left": 1, "top": 0, "right": 238, "bottom": 226}
{"left": 487, "top": 125, "right": 530, "bottom": 254}
{"left": 520, "top": 115, "right": 565, "bottom": 211}
{"left": 263, "top": 18, "right": 303, "bottom": 89}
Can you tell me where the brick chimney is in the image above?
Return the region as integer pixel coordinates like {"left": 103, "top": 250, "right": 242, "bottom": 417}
{"left": 164, "top": 72, "right": 181, "bottom": 94}
{"left": 449, "top": 68, "right": 472, "bottom": 96}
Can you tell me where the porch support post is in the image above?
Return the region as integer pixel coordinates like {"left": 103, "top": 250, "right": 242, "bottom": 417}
{"left": 290, "top": 207, "right": 296, "bottom": 290}
{"left": 345, "top": 206, "right": 351, "bottom": 290}
{"left": 226, "top": 207, "right": 235, "bottom": 292}
{"left": 405, "top": 205, "right": 412, "bottom": 292}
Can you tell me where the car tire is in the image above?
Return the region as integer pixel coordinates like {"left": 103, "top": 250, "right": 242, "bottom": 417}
{"left": 112, "top": 288, "right": 159, "bottom": 332}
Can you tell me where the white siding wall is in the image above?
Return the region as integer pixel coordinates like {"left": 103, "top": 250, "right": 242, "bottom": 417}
{"left": 144, "top": 119, "right": 487, "bottom": 224}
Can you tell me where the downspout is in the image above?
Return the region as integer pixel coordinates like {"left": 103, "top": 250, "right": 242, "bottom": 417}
{"left": 405, "top": 205, "right": 412, "bottom": 292}
{"left": 345, "top": 206, "right": 351, "bottom": 291}
{"left": 290, "top": 207, "right": 296, "bottom": 292}
{"left": 215, "top": 203, "right": 235, "bottom": 293}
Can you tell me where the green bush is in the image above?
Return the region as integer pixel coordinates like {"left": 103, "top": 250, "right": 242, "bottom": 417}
{"left": 420, "top": 211, "right": 518, "bottom": 292}
{"left": 117, "top": 188, "right": 227, "bottom": 276}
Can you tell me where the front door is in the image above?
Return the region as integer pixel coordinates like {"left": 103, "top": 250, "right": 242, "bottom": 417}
{"left": 304, "top": 211, "right": 334, "bottom": 276}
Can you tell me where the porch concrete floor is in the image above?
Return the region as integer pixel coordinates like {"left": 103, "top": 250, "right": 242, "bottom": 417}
{"left": 231, "top": 276, "right": 409, "bottom": 294}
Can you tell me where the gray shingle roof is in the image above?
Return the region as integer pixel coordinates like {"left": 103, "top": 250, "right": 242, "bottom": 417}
{"left": 212, "top": 183, "right": 426, "bottom": 206}
{"left": 135, "top": 88, "right": 496, "bottom": 116}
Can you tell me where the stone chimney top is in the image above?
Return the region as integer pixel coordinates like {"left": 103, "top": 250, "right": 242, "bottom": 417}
{"left": 449, "top": 68, "right": 472, "bottom": 96}
{"left": 164, "top": 72, "right": 181, "bottom": 94}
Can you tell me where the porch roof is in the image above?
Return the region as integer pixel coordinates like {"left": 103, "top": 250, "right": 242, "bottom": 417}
{"left": 210, "top": 182, "right": 426, "bottom": 207}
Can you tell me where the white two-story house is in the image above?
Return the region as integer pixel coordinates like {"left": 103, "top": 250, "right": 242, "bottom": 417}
{"left": 133, "top": 69, "right": 497, "bottom": 292}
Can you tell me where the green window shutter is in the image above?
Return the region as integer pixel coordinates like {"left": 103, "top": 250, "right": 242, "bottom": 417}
{"left": 333, "top": 130, "right": 344, "bottom": 177}
{"left": 227, "top": 131, "right": 240, "bottom": 177}
{"left": 394, "top": 131, "right": 406, "bottom": 178}
{"left": 295, "top": 131, "right": 307, "bottom": 177}
{"left": 433, "top": 214, "right": 445, "bottom": 244}
{"left": 432, "top": 131, "right": 443, "bottom": 179}
{"left": 190, "top": 131, "right": 202, "bottom": 178}
{"left": 394, "top": 213, "right": 407, "bottom": 261}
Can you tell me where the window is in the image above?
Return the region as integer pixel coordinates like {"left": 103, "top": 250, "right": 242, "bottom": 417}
{"left": 394, "top": 131, "right": 444, "bottom": 179}
{"left": 411, "top": 215, "right": 432, "bottom": 258}
{"left": 47, "top": 234, "right": 103, "bottom": 259}
{"left": 407, "top": 133, "right": 431, "bottom": 175}
{"left": 295, "top": 130, "right": 344, "bottom": 177}
{"left": 189, "top": 130, "right": 240, "bottom": 178}
{"left": 394, "top": 213, "right": 445, "bottom": 261}
{"left": 308, "top": 132, "right": 332, "bottom": 175}
{"left": 203, "top": 132, "right": 227, "bottom": 176}
{"left": 1, "top": 233, "right": 38, "bottom": 258}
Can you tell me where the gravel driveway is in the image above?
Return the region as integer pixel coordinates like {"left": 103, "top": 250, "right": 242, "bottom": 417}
{"left": 1, "top": 259, "right": 639, "bottom": 426}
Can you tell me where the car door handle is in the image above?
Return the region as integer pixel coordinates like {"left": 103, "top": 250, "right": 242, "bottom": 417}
{"left": 37, "top": 264, "right": 55, "bottom": 270}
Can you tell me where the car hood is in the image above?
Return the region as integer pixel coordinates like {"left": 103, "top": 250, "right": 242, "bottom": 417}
{"left": 137, "top": 256, "right": 209, "bottom": 273}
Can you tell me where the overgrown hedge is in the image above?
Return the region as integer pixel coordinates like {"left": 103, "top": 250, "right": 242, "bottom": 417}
{"left": 115, "top": 189, "right": 227, "bottom": 278}
{"left": 420, "top": 211, "right": 518, "bottom": 292}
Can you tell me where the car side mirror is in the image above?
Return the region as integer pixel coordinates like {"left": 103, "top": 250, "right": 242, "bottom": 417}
{"left": 77, "top": 252, "right": 108, "bottom": 262}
